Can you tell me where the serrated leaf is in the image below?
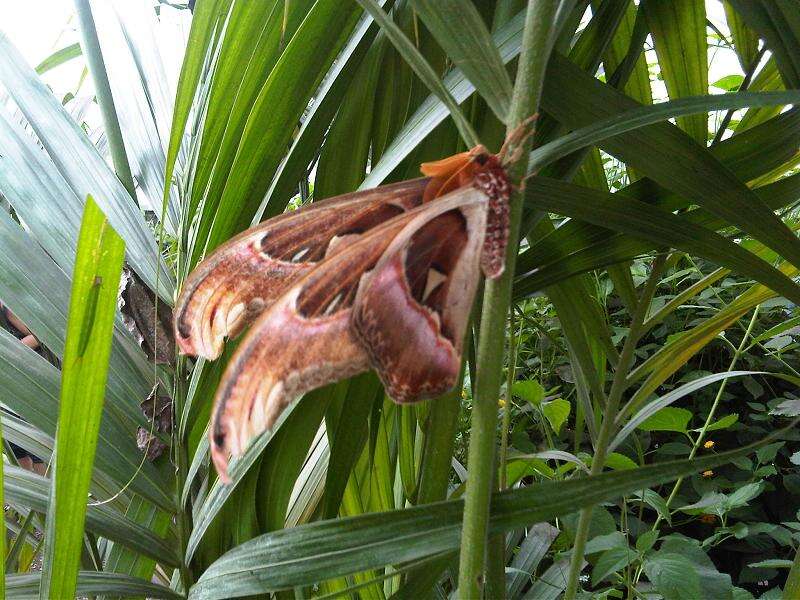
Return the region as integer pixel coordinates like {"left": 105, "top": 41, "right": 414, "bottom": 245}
{"left": 643, "top": 552, "right": 702, "bottom": 600}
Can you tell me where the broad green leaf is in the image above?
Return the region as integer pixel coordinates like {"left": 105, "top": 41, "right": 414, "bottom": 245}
{"left": 512, "top": 379, "right": 545, "bottom": 405}
{"left": 409, "top": 0, "right": 512, "bottom": 120}
{"left": 542, "top": 399, "right": 571, "bottom": 435}
{"left": 637, "top": 530, "right": 659, "bottom": 554}
{"left": 643, "top": 552, "right": 702, "bottom": 600}
{"left": 188, "top": 432, "right": 783, "bottom": 598}
{"left": 604, "top": 452, "right": 638, "bottom": 471}
{"left": 642, "top": 0, "right": 707, "bottom": 142}
{"left": 40, "top": 197, "right": 126, "bottom": 600}
{"left": 592, "top": 545, "right": 636, "bottom": 585}
{"left": 637, "top": 407, "right": 692, "bottom": 433}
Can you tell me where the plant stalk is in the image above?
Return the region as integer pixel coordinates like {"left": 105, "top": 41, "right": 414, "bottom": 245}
{"left": 456, "top": 1, "right": 556, "bottom": 596}
{"left": 563, "top": 254, "right": 666, "bottom": 599}
{"left": 73, "top": 0, "right": 138, "bottom": 202}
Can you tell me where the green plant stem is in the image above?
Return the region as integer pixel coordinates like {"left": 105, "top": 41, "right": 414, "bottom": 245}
{"left": 72, "top": 0, "right": 138, "bottom": 202}
{"left": 456, "top": 1, "right": 556, "bottom": 596}
{"left": 653, "top": 305, "right": 761, "bottom": 530}
{"left": 498, "top": 307, "right": 519, "bottom": 491}
{"left": 173, "top": 355, "right": 194, "bottom": 593}
{"left": 564, "top": 254, "right": 666, "bottom": 600}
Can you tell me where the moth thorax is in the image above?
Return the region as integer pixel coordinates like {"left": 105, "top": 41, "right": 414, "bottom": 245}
{"left": 474, "top": 170, "right": 511, "bottom": 279}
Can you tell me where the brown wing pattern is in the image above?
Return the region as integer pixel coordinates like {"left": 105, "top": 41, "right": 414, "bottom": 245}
{"left": 352, "top": 188, "right": 488, "bottom": 402}
{"left": 174, "top": 178, "right": 429, "bottom": 358}
{"left": 209, "top": 189, "right": 489, "bottom": 480}
{"left": 175, "top": 145, "right": 515, "bottom": 481}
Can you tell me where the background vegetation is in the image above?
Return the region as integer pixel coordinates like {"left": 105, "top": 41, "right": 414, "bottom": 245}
{"left": 0, "top": 0, "right": 799, "bottom": 597}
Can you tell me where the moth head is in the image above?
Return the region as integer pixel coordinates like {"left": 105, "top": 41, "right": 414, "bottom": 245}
{"left": 419, "top": 145, "right": 505, "bottom": 201}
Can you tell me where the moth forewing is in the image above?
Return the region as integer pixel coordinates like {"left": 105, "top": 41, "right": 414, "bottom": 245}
{"left": 209, "top": 211, "right": 421, "bottom": 480}
{"left": 174, "top": 178, "right": 430, "bottom": 359}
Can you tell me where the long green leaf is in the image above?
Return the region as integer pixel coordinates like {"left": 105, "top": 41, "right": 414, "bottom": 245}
{"left": 0, "top": 32, "right": 173, "bottom": 301}
{"left": 5, "top": 465, "right": 177, "bottom": 566}
{"left": 201, "top": 0, "right": 363, "bottom": 258}
{"left": 642, "top": 0, "right": 707, "bottom": 142}
{"left": 726, "top": 0, "right": 800, "bottom": 88}
{"left": 163, "top": 0, "right": 230, "bottom": 210}
{"left": 188, "top": 0, "right": 314, "bottom": 249}
{"left": 40, "top": 197, "right": 125, "bottom": 600}
{"left": 252, "top": 1, "right": 386, "bottom": 222}
{"left": 89, "top": 0, "right": 182, "bottom": 232}
{"left": 8, "top": 572, "right": 181, "bottom": 599}
{"left": 516, "top": 113, "right": 800, "bottom": 295}
{"left": 409, "top": 0, "right": 512, "bottom": 120}
{"left": 34, "top": 43, "right": 82, "bottom": 75}
{"left": 526, "top": 176, "right": 800, "bottom": 306}
{"left": 354, "top": 0, "right": 478, "bottom": 147}
{"left": 529, "top": 90, "right": 800, "bottom": 169}
{"left": 188, "top": 430, "right": 787, "bottom": 598}
{"left": 723, "top": 0, "right": 761, "bottom": 72}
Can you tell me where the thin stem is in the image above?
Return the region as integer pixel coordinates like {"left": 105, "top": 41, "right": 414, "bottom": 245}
{"left": 564, "top": 254, "right": 666, "bottom": 600}
{"left": 173, "top": 355, "right": 194, "bottom": 592}
{"left": 710, "top": 46, "right": 766, "bottom": 147}
{"left": 654, "top": 305, "right": 760, "bottom": 529}
{"left": 456, "top": 0, "right": 556, "bottom": 596}
{"left": 73, "top": 0, "right": 137, "bottom": 202}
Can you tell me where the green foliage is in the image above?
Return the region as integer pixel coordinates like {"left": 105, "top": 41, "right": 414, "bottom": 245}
{"left": 0, "top": 1, "right": 797, "bottom": 598}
